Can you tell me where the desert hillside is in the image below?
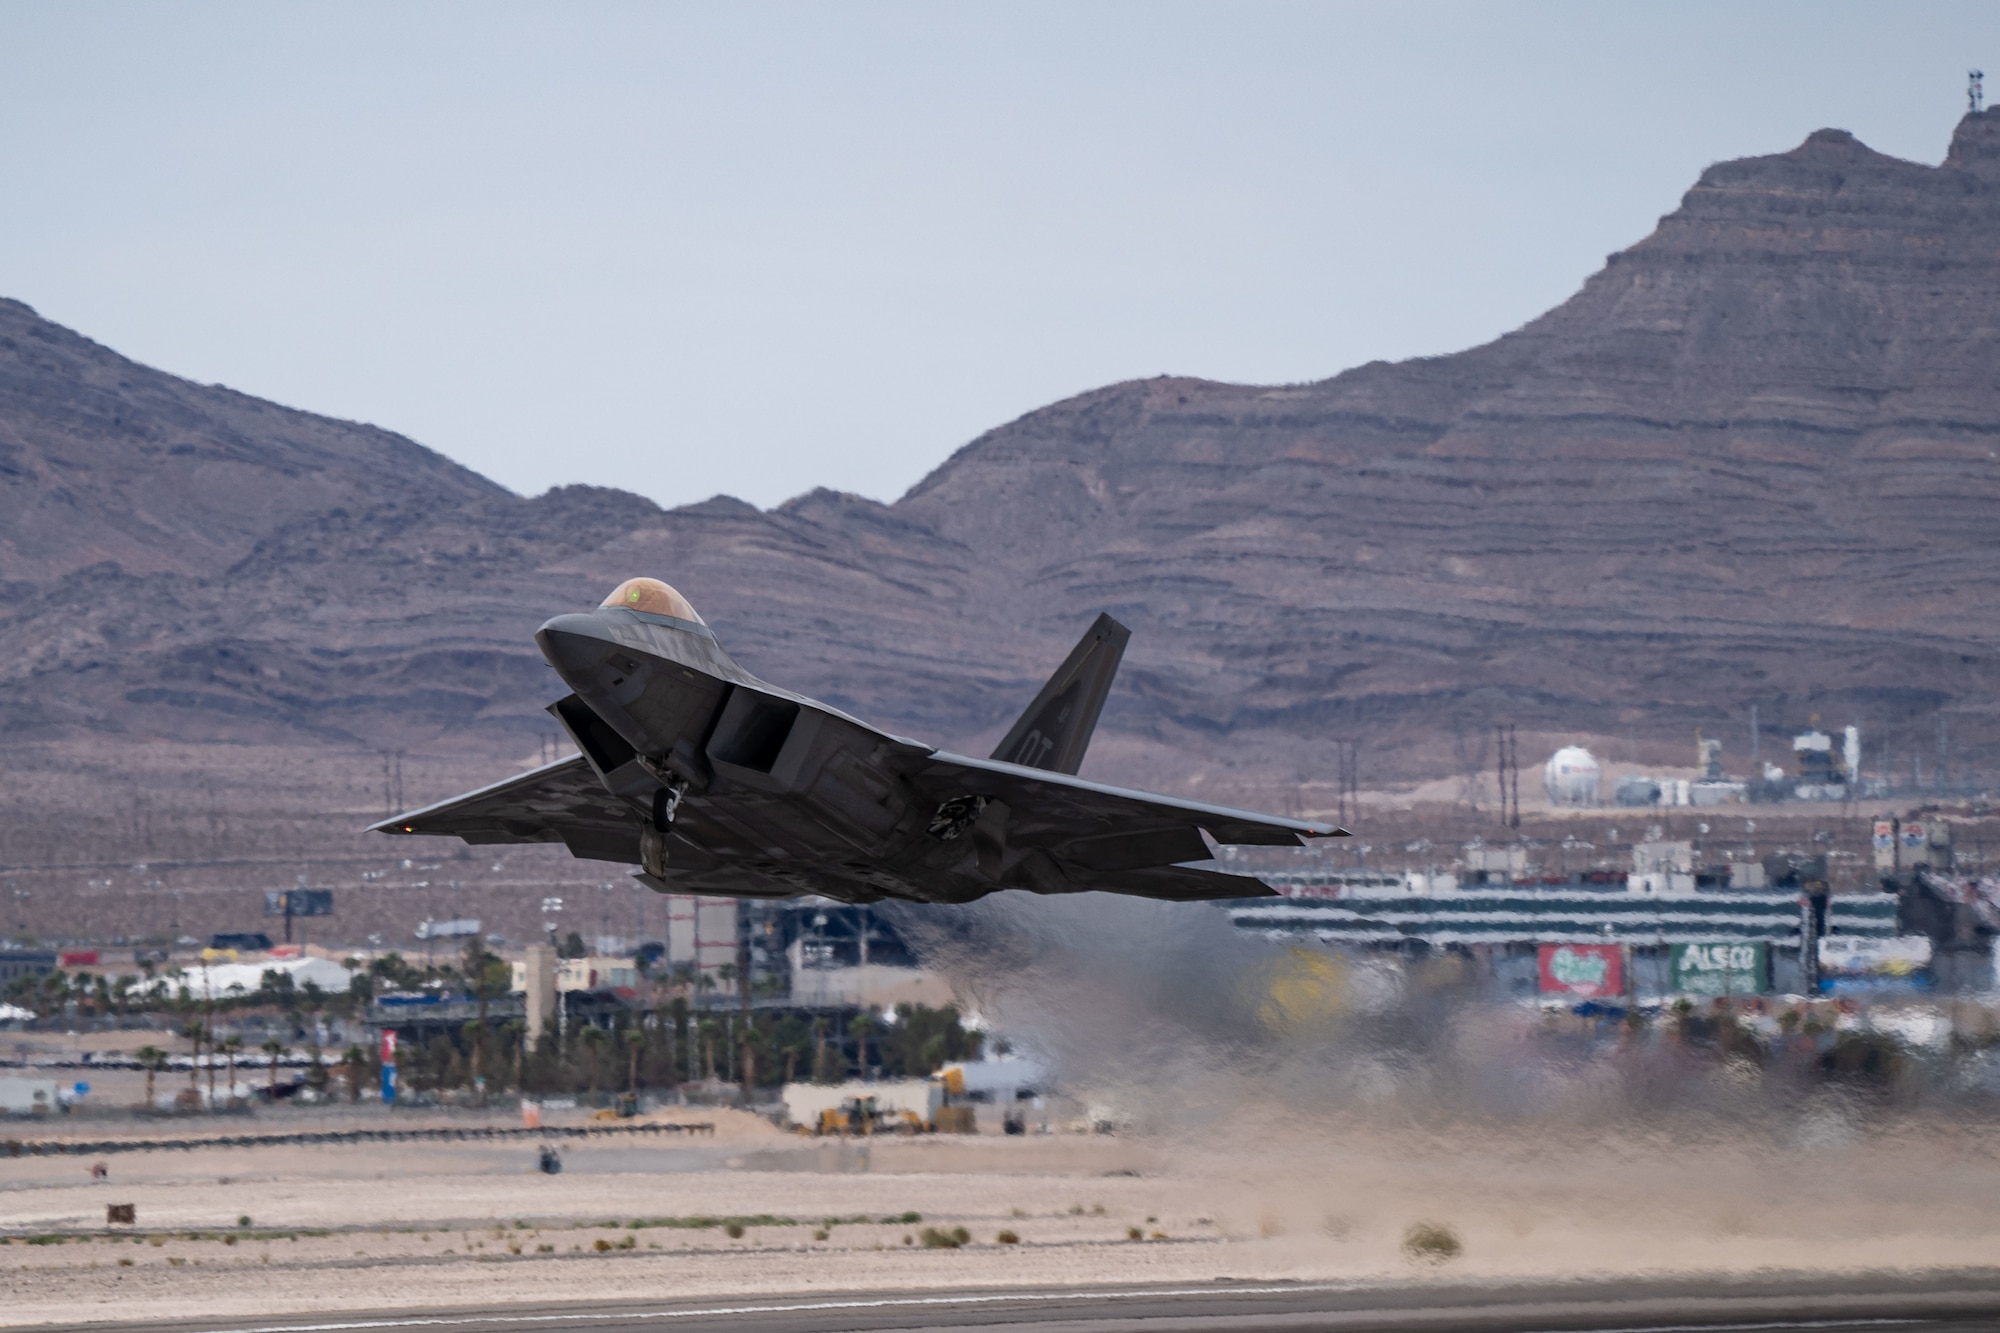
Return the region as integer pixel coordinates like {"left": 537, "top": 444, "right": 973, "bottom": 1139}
{"left": 6, "top": 113, "right": 2000, "bottom": 815}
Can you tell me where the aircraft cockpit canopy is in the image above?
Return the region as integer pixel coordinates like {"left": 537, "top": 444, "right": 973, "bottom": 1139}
{"left": 601, "top": 577, "right": 704, "bottom": 624}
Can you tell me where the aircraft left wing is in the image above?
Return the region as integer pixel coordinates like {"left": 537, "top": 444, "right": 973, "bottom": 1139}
{"left": 899, "top": 749, "right": 1346, "bottom": 901}
{"left": 370, "top": 755, "right": 643, "bottom": 864}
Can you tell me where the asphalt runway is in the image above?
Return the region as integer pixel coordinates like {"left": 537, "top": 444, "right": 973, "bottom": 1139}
{"left": 27, "top": 1273, "right": 2000, "bottom": 1333}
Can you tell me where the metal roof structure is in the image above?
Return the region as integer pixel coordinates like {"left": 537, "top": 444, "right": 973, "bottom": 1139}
{"left": 1228, "top": 890, "right": 1899, "bottom": 948}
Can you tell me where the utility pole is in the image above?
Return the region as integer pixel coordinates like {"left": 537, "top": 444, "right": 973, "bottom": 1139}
{"left": 1331, "top": 740, "right": 1360, "bottom": 829}
{"left": 1799, "top": 888, "right": 1823, "bottom": 995}
{"left": 1493, "top": 725, "right": 1520, "bottom": 829}
{"left": 1510, "top": 726, "right": 1521, "bottom": 829}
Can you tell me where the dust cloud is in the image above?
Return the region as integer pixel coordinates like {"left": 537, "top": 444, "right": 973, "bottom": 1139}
{"left": 892, "top": 892, "right": 2000, "bottom": 1278}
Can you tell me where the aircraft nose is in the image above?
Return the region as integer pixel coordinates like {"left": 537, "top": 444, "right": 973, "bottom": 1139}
{"left": 536, "top": 613, "right": 621, "bottom": 683}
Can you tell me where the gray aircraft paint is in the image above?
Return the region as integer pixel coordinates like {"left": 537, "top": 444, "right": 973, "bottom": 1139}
{"left": 376, "top": 593, "right": 1341, "bottom": 904}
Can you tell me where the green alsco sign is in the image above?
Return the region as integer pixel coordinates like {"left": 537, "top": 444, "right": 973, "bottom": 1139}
{"left": 1671, "top": 941, "right": 1768, "bottom": 996}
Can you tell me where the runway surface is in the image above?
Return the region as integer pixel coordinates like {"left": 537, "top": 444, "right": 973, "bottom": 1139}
{"left": 27, "top": 1272, "right": 2000, "bottom": 1333}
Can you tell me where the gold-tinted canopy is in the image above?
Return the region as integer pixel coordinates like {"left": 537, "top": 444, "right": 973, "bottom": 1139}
{"left": 600, "top": 577, "right": 704, "bottom": 624}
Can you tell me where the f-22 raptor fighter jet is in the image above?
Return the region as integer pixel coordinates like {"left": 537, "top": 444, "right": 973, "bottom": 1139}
{"left": 375, "top": 578, "right": 1344, "bottom": 903}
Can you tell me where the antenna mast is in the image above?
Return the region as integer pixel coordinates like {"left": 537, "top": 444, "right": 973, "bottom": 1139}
{"left": 1972, "top": 69, "right": 1985, "bottom": 113}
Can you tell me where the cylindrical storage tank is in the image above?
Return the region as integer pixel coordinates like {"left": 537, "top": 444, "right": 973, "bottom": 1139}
{"left": 1544, "top": 745, "right": 1601, "bottom": 806}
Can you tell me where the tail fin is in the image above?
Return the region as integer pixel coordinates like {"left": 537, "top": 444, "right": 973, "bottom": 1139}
{"left": 990, "top": 613, "right": 1130, "bottom": 775}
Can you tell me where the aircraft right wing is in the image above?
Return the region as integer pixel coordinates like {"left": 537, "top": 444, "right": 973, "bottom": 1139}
{"left": 371, "top": 755, "right": 854, "bottom": 899}
{"left": 372, "top": 754, "right": 643, "bottom": 864}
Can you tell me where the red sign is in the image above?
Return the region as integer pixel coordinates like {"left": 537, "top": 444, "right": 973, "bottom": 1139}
{"left": 59, "top": 951, "right": 99, "bottom": 968}
{"left": 379, "top": 1030, "right": 398, "bottom": 1067}
{"left": 1538, "top": 943, "right": 1624, "bottom": 998}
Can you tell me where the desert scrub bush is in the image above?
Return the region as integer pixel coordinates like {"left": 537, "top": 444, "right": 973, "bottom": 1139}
{"left": 724, "top": 1223, "right": 745, "bottom": 1239}
{"left": 917, "top": 1226, "right": 965, "bottom": 1249}
{"left": 1126, "top": 1226, "right": 1143, "bottom": 1241}
{"left": 1402, "top": 1222, "right": 1461, "bottom": 1264}
{"left": 995, "top": 1230, "right": 1019, "bottom": 1245}
{"left": 628, "top": 1214, "right": 795, "bottom": 1231}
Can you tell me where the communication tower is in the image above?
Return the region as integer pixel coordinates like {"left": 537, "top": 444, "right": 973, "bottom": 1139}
{"left": 1972, "top": 69, "right": 1985, "bottom": 114}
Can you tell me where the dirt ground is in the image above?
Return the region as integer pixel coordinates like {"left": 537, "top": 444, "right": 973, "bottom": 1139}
{"left": 3, "top": 1101, "right": 1999, "bottom": 1327}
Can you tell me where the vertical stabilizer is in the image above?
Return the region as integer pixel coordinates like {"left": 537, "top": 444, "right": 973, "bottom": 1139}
{"left": 990, "top": 614, "right": 1130, "bottom": 775}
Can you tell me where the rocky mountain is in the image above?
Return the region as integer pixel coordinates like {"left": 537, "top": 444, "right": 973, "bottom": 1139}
{"left": 8, "top": 112, "right": 2000, "bottom": 800}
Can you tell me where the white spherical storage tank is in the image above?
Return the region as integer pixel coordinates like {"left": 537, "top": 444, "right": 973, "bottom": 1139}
{"left": 1544, "top": 745, "right": 1601, "bottom": 806}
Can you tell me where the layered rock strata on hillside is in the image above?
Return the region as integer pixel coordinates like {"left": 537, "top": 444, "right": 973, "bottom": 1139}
{"left": 7, "top": 115, "right": 2000, "bottom": 789}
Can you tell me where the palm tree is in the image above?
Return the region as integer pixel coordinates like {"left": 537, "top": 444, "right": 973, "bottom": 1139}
{"left": 501, "top": 1019, "right": 526, "bottom": 1094}
{"left": 462, "top": 942, "right": 512, "bottom": 1094}
{"left": 699, "top": 1018, "right": 718, "bottom": 1082}
{"left": 134, "top": 1045, "right": 166, "bottom": 1108}
{"left": 262, "top": 1036, "right": 286, "bottom": 1093}
{"left": 811, "top": 1018, "right": 831, "bottom": 1084}
{"left": 38, "top": 970, "right": 70, "bottom": 1020}
{"left": 849, "top": 1013, "right": 877, "bottom": 1078}
{"left": 180, "top": 1022, "right": 205, "bottom": 1100}
{"left": 340, "top": 1045, "right": 366, "bottom": 1101}
{"left": 219, "top": 1035, "right": 243, "bottom": 1102}
{"left": 579, "top": 1025, "right": 608, "bottom": 1093}
{"left": 624, "top": 1028, "right": 645, "bottom": 1094}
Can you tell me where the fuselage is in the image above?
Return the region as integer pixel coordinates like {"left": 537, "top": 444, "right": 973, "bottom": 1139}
{"left": 374, "top": 577, "right": 1338, "bottom": 905}
{"left": 536, "top": 583, "right": 957, "bottom": 902}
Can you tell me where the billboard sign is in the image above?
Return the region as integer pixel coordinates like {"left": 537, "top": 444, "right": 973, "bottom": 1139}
{"left": 379, "top": 1030, "right": 398, "bottom": 1105}
{"left": 1538, "top": 943, "right": 1623, "bottom": 998}
{"left": 1873, "top": 820, "right": 1897, "bottom": 869}
{"left": 415, "top": 918, "right": 481, "bottom": 940}
{"left": 1820, "top": 934, "right": 1932, "bottom": 982}
{"left": 1671, "top": 941, "right": 1768, "bottom": 996}
{"left": 265, "top": 890, "right": 333, "bottom": 917}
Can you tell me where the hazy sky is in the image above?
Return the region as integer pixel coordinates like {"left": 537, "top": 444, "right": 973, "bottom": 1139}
{"left": 2, "top": 3, "right": 1993, "bottom": 510}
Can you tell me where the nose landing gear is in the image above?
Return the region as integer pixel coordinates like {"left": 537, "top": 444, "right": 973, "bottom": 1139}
{"left": 641, "top": 780, "right": 688, "bottom": 878}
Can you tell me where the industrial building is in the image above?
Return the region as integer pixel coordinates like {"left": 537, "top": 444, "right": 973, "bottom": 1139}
{"left": 1229, "top": 880, "right": 1896, "bottom": 997}
{"left": 1233, "top": 801, "right": 2000, "bottom": 997}
{"left": 1605, "top": 724, "right": 1871, "bottom": 808}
